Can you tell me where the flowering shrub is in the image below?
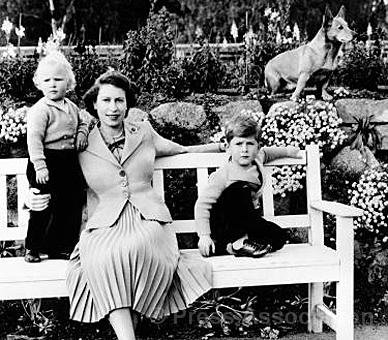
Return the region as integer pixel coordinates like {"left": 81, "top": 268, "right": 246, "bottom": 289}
{"left": 0, "top": 106, "right": 28, "bottom": 144}
{"left": 349, "top": 163, "right": 388, "bottom": 245}
{"left": 262, "top": 99, "right": 346, "bottom": 152}
{"left": 261, "top": 99, "right": 346, "bottom": 195}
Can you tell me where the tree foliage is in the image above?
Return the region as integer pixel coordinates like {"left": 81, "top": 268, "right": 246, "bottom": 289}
{"left": 0, "top": 0, "right": 386, "bottom": 45}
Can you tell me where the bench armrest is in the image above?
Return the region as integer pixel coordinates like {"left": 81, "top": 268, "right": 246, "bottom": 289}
{"left": 311, "top": 200, "right": 363, "bottom": 218}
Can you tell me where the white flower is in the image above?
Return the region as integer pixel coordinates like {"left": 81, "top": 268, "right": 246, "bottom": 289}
{"left": 195, "top": 26, "right": 203, "bottom": 38}
{"left": 15, "top": 25, "right": 25, "bottom": 38}
{"left": 293, "top": 23, "right": 300, "bottom": 41}
{"left": 270, "top": 11, "right": 280, "bottom": 22}
{"left": 276, "top": 29, "right": 282, "bottom": 44}
{"left": 1, "top": 17, "right": 13, "bottom": 35}
{"left": 367, "top": 23, "right": 373, "bottom": 37}
{"left": 264, "top": 8, "right": 272, "bottom": 17}
{"left": 222, "top": 37, "right": 228, "bottom": 48}
{"left": 2, "top": 43, "right": 16, "bottom": 58}
{"left": 55, "top": 27, "right": 66, "bottom": 42}
{"left": 36, "top": 37, "right": 44, "bottom": 54}
{"left": 231, "top": 20, "right": 238, "bottom": 41}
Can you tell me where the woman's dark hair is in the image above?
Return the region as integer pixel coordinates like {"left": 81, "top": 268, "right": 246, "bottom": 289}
{"left": 224, "top": 114, "right": 261, "bottom": 143}
{"left": 83, "top": 70, "right": 138, "bottom": 118}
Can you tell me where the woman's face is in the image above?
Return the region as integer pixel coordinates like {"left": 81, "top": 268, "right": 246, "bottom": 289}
{"left": 94, "top": 84, "right": 127, "bottom": 130}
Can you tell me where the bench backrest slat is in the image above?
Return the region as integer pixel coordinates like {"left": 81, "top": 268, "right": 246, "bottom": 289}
{"left": 0, "top": 146, "right": 321, "bottom": 245}
{"left": 305, "top": 145, "right": 324, "bottom": 245}
{"left": 0, "top": 175, "right": 7, "bottom": 232}
{"left": 261, "top": 167, "right": 275, "bottom": 216}
{"left": 16, "top": 174, "right": 29, "bottom": 229}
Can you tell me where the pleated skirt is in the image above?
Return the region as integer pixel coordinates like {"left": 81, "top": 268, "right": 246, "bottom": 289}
{"left": 66, "top": 202, "right": 212, "bottom": 323}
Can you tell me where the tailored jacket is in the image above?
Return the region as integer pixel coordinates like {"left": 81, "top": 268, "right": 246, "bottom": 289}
{"left": 194, "top": 146, "right": 300, "bottom": 236}
{"left": 80, "top": 120, "right": 220, "bottom": 230}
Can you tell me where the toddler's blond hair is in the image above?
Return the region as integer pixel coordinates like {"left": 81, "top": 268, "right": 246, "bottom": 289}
{"left": 33, "top": 51, "right": 76, "bottom": 92}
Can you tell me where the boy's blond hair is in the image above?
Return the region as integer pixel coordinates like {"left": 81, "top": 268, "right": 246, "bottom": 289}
{"left": 33, "top": 51, "right": 76, "bottom": 91}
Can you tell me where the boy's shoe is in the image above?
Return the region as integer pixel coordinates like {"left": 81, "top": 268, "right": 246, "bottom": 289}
{"left": 24, "top": 249, "right": 41, "bottom": 263}
{"left": 227, "top": 239, "right": 272, "bottom": 258}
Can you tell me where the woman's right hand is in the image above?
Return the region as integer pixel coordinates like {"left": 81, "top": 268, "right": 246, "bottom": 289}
{"left": 26, "top": 188, "right": 51, "bottom": 211}
{"left": 198, "top": 235, "right": 215, "bottom": 257}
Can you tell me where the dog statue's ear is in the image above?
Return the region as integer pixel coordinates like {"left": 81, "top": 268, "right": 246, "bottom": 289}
{"left": 322, "top": 6, "right": 333, "bottom": 28}
{"left": 336, "top": 5, "right": 346, "bottom": 19}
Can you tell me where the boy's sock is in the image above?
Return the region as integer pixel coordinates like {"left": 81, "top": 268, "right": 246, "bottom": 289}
{"left": 232, "top": 236, "right": 248, "bottom": 250}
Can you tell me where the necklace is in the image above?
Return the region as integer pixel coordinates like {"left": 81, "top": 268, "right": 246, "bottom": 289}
{"left": 99, "top": 125, "right": 125, "bottom": 145}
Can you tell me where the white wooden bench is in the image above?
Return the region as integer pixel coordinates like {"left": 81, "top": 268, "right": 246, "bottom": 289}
{"left": 0, "top": 144, "right": 362, "bottom": 339}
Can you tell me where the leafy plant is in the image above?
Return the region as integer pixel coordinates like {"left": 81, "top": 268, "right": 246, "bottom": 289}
{"left": 120, "top": 7, "right": 184, "bottom": 97}
{"left": 0, "top": 57, "right": 39, "bottom": 105}
{"left": 337, "top": 41, "right": 385, "bottom": 91}
{"left": 0, "top": 241, "right": 21, "bottom": 258}
{"left": 330, "top": 115, "right": 381, "bottom": 177}
{"left": 12, "top": 299, "right": 55, "bottom": 337}
{"left": 191, "top": 288, "right": 258, "bottom": 336}
{"left": 183, "top": 40, "right": 225, "bottom": 93}
{"left": 69, "top": 50, "right": 119, "bottom": 105}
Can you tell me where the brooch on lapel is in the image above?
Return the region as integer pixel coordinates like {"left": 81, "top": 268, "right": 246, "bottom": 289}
{"left": 128, "top": 124, "right": 139, "bottom": 134}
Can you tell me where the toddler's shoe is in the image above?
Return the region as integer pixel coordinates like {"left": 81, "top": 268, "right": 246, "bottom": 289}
{"left": 47, "top": 252, "right": 71, "bottom": 260}
{"left": 227, "top": 239, "right": 272, "bottom": 258}
{"left": 24, "top": 249, "right": 41, "bottom": 263}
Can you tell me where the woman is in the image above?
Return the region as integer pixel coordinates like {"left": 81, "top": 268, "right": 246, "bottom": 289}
{"left": 28, "top": 70, "right": 222, "bottom": 340}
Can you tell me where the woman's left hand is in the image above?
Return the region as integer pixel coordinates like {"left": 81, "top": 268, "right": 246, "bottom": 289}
{"left": 26, "top": 188, "right": 51, "bottom": 211}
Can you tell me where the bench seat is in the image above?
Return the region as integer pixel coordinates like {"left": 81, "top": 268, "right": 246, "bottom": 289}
{"left": 183, "top": 244, "right": 340, "bottom": 288}
{"left": 0, "top": 244, "right": 339, "bottom": 300}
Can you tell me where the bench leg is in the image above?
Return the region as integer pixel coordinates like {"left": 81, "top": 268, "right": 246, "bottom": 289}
{"left": 308, "top": 282, "right": 323, "bottom": 333}
{"left": 336, "top": 216, "right": 354, "bottom": 340}
{"left": 336, "top": 279, "right": 354, "bottom": 339}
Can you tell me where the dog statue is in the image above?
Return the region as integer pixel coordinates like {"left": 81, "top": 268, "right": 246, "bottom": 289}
{"left": 264, "top": 6, "right": 356, "bottom": 101}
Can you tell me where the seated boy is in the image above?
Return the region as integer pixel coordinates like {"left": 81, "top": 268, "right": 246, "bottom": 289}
{"left": 195, "top": 114, "right": 301, "bottom": 257}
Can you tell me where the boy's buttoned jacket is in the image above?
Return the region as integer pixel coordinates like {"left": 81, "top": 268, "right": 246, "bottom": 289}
{"left": 80, "top": 121, "right": 186, "bottom": 230}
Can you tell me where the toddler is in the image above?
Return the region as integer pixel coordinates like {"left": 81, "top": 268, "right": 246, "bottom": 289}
{"left": 25, "top": 51, "right": 89, "bottom": 262}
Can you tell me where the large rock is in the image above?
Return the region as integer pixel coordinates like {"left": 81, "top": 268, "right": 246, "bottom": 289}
{"left": 150, "top": 102, "right": 209, "bottom": 143}
{"left": 150, "top": 102, "right": 206, "bottom": 128}
{"left": 335, "top": 99, "right": 388, "bottom": 149}
{"left": 213, "top": 100, "right": 263, "bottom": 123}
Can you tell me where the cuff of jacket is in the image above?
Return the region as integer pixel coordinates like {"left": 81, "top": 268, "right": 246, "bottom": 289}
{"left": 33, "top": 159, "right": 47, "bottom": 171}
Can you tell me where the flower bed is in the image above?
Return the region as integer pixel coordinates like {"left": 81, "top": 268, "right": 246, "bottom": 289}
{"left": 0, "top": 105, "right": 28, "bottom": 158}
{"left": 349, "top": 163, "right": 388, "bottom": 245}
